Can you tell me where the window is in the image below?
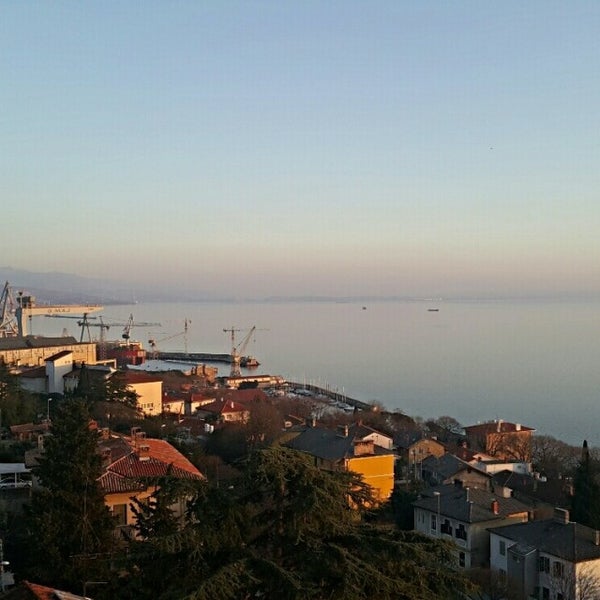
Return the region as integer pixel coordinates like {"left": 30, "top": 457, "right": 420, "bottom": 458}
{"left": 458, "top": 552, "right": 466, "bottom": 568}
{"left": 499, "top": 540, "right": 506, "bottom": 556}
{"left": 553, "top": 561, "right": 564, "bottom": 579}
{"left": 441, "top": 519, "right": 453, "bottom": 535}
{"left": 431, "top": 513, "right": 437, "bottom": 532}
{"left": 455, "top": 524, "right": 467, "bottom": 540}
{"left": 541, "top": 587, "right": 549, "bottom": 600}
{"left": 112, "top": 503, "right": 127, "bottom": 526}
{"left": 538, "top": 556, "right": 550, "bottom": 573}
{"left": 557, "top": 594, "right": 564, "bottom": 600}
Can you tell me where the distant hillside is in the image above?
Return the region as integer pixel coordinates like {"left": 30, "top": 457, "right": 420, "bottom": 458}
{"left": 0, "top": 267, "right": 134, "bottom": 305}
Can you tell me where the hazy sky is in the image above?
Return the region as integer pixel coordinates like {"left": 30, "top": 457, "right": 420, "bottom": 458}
{"left": 3, "top": 1, "right": 600, "bottom": 299}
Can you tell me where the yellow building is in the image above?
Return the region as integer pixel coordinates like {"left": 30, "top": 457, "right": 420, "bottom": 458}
{"left": 119, "top": 371, "right": 163, "bottom": 416}
{"left": 286, "top": 423, "right": 395, "bottom": 502}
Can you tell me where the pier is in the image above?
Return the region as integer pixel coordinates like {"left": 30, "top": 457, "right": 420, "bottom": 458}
{"left": 156, "top": 351, "right": 233, "bottom": 364}
{"left": 286, "top": 381, "right": 373, "bottom": 412}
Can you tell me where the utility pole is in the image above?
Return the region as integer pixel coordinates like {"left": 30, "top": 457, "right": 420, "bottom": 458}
{"left": 0, "top": 538, "right": 8, "bottom": 592}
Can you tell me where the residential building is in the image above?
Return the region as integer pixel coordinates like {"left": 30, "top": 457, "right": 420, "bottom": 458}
{"left": 421, "top": 452, "right": 493, "bottom": 490}
{"left": 286, "top": 422, "right": 395, "bottom": 502}
{"left": 413, "top": 483, "right": 530, "bottom": 569}
{"left": 489, "top": 508, "right": 600, "bottom": 600}
{"left": 464, "top": 420, "right": 535, "bottom": 462}
{"left": 195, "top": 398, "right": 250, "bottom": 423}
{"left": 98, "top": 428, "right": 204, "bottom": 537}
{"left": 119, "top": 371, "right": 163, "bottom": 415}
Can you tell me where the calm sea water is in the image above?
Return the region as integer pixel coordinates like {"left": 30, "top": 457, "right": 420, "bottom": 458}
{"left": 34, "top": 299, "right": 600, "bottom": 447}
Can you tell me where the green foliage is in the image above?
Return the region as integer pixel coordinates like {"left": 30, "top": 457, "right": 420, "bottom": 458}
{"left": 571, "top": 440, "right": 600, "bottom": 529}
{"left": 0, "top": 360, "right": 38, "bottom": 426}
{"left": 108, "top": 446, "right": 472, "bottom": 600}
{"left": 19, "top": 398, "right": 116, "bottom": 588}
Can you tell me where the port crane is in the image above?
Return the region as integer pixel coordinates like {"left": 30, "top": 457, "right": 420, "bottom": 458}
{"left": 0, "top": 282, "right": 103, "bottom": 337}
{"left": 223, "top": 325, "right": 265, "bottom": 378}
{"left": 0, "top": 282, "right": 18, "bottom": 338}
{"left": 148, "top": 318, "right": 191, "bottom": 359}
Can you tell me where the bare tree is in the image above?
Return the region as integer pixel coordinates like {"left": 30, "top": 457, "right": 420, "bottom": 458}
{"left": 549, "top": 562, "right": 600, "bottom": 600}
{"left": 532, "top": 435, "right": 579, "bottom": 478}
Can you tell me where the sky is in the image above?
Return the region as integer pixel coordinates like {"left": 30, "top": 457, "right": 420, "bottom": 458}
{"left": 2, "top": 1, "right": 600, "bottom": 299}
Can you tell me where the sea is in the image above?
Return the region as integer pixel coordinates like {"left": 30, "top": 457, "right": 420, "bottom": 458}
{"left": 33, "top": 299, "right": 600, "bottom": 447}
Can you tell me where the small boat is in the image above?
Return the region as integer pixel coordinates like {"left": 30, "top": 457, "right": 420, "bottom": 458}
{"left": 427, "top": 308, "right": 439, "bottom": 312}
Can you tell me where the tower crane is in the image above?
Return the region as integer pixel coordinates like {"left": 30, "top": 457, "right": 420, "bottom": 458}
{"left": 148, "top": 318, "right": 191, "bottom": 359}
{"left": 117, "top": 314, "right": 161, "bottom": 344}
{"left": 223, "top": 325, "right": 265, "bottom": 378}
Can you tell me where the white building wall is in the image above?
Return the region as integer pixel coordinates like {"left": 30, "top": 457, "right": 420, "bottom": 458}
{"left": 46, "top": 353, "right": 73, "bottom": 394}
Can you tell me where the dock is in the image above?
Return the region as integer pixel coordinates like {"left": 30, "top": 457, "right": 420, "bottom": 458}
{"left": 286, "top": 382, "right": 373, "bottom": 412}
{"left": 156, "top": 351, "right": 233, "bottom": 364}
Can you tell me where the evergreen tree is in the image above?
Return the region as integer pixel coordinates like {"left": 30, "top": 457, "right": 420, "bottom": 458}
{"left": 20, "top": 398, "right": 116, "bottom": 589}
{"left": 572, "top": 440, "right": 600, "bottom": 528}
{"left": 109, "top": 446, "right": 472, "bottom": 600}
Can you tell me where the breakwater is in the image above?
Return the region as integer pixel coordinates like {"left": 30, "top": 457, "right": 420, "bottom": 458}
{"left": 157, "top": 351, "right": 233, "bottom": 364}
{"left": 286, "top": 381, "right": 373, "bottom": 412}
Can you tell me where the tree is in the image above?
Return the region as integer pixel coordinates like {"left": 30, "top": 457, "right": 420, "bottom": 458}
{"left": 531, "top": 435, "right": 579, "bottom": 478}
{"left": 571, "top": 440, "right": 600, "bottom": 529}
{"left": 467, "top": 567, "right": 520, "bottom": 600}
{"left": 19, "top": 398, "right": 116, "bottom": 589}
{"left": 0, "top": 360, "right": 38, "bottom": 426}
{"left": 109, "top": 446, "right": 473, "bottom": 600}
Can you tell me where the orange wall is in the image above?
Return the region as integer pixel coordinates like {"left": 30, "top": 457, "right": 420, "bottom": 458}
{"left": 346, "top": 454, "right": 395, "bottom": 501}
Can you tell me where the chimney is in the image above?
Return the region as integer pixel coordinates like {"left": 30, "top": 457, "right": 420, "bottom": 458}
{"left": 137, "top": 443, "right": 151, "bottom": 461}
{"left": 337, "top": 424, "right": 349, "bottom": 438}
{"left": 516, "top": 423, "right": 521, "bottom": 431}
{"left": 491, "top": 500, "right": 500, "bottom": 515}
{"left": 497, "top": 419, "right": 503, "bottom": 433}
{"left": 554, "top": 508, "right": 570, "bottom": 524}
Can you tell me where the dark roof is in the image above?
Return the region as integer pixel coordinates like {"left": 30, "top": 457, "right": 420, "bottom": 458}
{"left": 422, "top": 452, "right": 491, "bottom": 482}
{"left": 45, "top": 350, "right": 73, "bottom": 361}
{"left": 414, "top": 484, "right": 531, "bottom": 524}
{"left": 394, "top": 430, "right": 424, "bottom": 449}
{"left": 0, "top": 336, "right": 79, "bottom": 350}
{"left": 488, "top": 519, "right": 600, "bottom": 563}
{"left": 286, "top": 423, "right": 393, "bottom": 462}
{"left": 464, "top": 421, "right": 535, "bottom": 435}
{"left": 19, "top": 366, "right": 46, "bottom": 378}
{"left": 491, "top": 470, "right": 572, "bottom": 508}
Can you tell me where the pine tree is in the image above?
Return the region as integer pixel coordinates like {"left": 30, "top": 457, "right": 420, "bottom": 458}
{"left": 20, "top": 398, "right": 116, "bottom": 589}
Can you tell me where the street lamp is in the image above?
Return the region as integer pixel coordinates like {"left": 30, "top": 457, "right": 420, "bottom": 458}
{"left": 46, "top": 398, "right": 52, "bottom": 422}
{"left": 433, "top": 491, "right": 441, "bottom": 538}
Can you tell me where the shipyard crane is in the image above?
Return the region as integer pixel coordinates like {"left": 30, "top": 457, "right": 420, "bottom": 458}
{"left": 0, "top": 282, "right": 18, "bottom": 338}
{"left": 0, "top": 283, "right": 104, "bottom": 337}
{"left": 223, "top": 325, "right": 265, "bottom": 378}
{"left": 116, "top": 314, "right": 161, "bottom": 344}
{"left": 148, "top": 318, "right": 191, "bottom": 359}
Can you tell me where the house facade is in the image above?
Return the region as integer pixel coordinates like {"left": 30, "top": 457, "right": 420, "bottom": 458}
{"left": 464, "top": 420, "right": 535, "bottom": 462}
{"left": 119, "top": 371, "right": 163, "bottom": 415}
{"left": 286, "top": 423, "right": 395, "bottom": 502}
{"left": 489, "top": 509, "right": 600, "bottom": 600}
{"left": 98, "top": 429, "right": 204, "bottom": 538}
{"left": 413, "top": 483, "right": 530, "bottom": 569}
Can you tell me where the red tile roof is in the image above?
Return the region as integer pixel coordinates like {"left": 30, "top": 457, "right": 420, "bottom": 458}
{"left": 119, "top": 371, "right": 163, "bottom": 385}
{"left": 97, "top": 435, "right": 203, "bottom": 494}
